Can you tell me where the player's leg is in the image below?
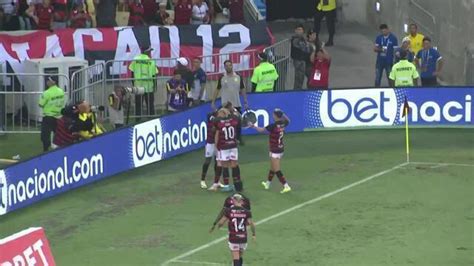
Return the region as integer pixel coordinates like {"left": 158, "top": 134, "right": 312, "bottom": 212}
{"left": 221, "top": 167, "right": 233, "bottom": 192}
{"left": 200, "top": 157, "right": 212, "bottom": 189}
{"left": 231, "top": 250, "right": 241, "bottom": 266}
{"left": 228, "top": 242, "right": 241, "bottom": 266}
{"left": 262, "top": 153, "right": 275, "bottom": 190}
{"left": 272, "top": 155, "right": 291, "bottom": 193}
{"left": 209, "top": 152, "right": 224, "bottom": 191}
{"left": 231, "top": 161, "right": 243, "bottom": 192}
{"left": 201, "top": 144, "right": 216, "bottom": 188}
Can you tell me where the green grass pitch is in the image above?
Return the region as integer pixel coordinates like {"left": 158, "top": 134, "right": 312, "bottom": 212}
{"left": 0, "top": 128, "right": 473, "bottom": 265}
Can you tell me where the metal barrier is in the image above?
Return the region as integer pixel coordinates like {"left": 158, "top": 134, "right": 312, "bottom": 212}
{"left": 70, "top": 62, "right": 106, "bottom": 107}
{"left": 0, "top": 73, "right": 69, "bottom": 133}
{"left": 0, "top": 41, "right": 291, "bottom": 133}
{"left": 264, "top": 38, "right": 292, "bottom": 91}
{"left": 104, "top": 57, "right": 190, "bottom": 121}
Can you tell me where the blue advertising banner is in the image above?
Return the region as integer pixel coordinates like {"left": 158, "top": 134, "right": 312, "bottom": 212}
{"left": 0, "top": 128, "right": 134, "bottom": 215}
{"left": 1, "top": 87, "right": 472, "bottom": 215}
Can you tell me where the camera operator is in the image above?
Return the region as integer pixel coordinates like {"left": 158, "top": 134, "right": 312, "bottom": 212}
{"left": 76, "top": 101, "right": 105, "bottom": 140}
{"left": 53, "top": 104, "right": 79, "bottom": 148}
{"left": 108, "top": 86, "right": 126, "bottom": 128}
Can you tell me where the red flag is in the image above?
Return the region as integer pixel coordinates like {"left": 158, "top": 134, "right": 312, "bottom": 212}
{"left": 402, "top": 96, "right": 410, "bottom": 117}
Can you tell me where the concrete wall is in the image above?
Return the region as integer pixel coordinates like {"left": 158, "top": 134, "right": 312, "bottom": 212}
{"left": 339, "top": 0, "right": 474, "bottom": 85}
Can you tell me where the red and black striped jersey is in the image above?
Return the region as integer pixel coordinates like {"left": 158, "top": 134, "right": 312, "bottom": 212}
{"left": 225, "top": 206, "right": 252, "bottom": 244}
{"left": 206, "top": 111, "right": 217, "bottom": 144}
{"left": 265, "top": 120, "right": 289, "bottom": 153}
{"left": 215, "top": 115, "right": 239, "bottom": 150}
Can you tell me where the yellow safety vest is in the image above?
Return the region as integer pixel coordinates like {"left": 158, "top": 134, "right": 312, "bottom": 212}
{"left": 251, "top": 62, "right": 279, "bottom": 92}
{"left": 317, "top": 0, "right": 336, "bottom": 11}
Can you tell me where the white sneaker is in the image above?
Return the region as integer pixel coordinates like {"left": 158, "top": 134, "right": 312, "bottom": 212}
{"left": 218, "top": 182, "right": 225, "bottom": 188}
{"left": 200, "top": 181, "right": 207, "bottom": 189}
{"left": 208, "top": 183, "right": 219, "bottom": 191}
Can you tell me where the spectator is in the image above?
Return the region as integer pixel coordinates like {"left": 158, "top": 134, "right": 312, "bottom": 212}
{"left": 191, "top": 0, "right": 209, "bottom": 24}
{"left": 69, "top": 2, "right": 92, "bottom": 28}
{"left": 76, "top": 101, "right": 104, "bottom": 140}
{"left": 306, "top": 29, "right": 323, "bottom": 83}
{"left": 204, "top": 0, "right": 214, "bottom": 22}
{"left": 142, "top": 0, "right": 157, "bottom": 24}
{"left": 191, "top": 58, "right": 207, "bottom": 105}
{"left": 415, "top": 37, "right": 443, "bottom": 86}
{"left": 154, "top": 2, "right": 171, "bottom": 25}
{"left": 129, "top": 47, "right": 158, "bottom": 118}
{"left": 212, "top": 60, "right": 248, "bottom": 143}
{"left": 0, "top": 0, "right": 18, "bottom": 30}
{"left": 389, "top": 50, "right": 419, "bottom": 87}
{"left": 291, "top": 24, "right": 311, "bottom": 90}
{"left": 108, "top": 86, "right": 125, "bottom": 128}
{"left": 251, "top": 52, "right": 279, "bottom": 93}
{"left": 407, "top": 23, "right": 424, "bottom": 56}
{"left": 175, "top": 57, "right": 194, "bottom": 90}
{"left": 308, "top": 48, "right": 331, "bottom": 89}
{"left": 314, "top": 0, "right": 336, "bottom": 46}
{"left": 227, "top": 0, "right": 243, "bottom": 24}
{"left": 52, "top": 0, "right": 67, "bottom": 29}
{"left": 38, "top": 77, "right": 65, "bottom": 152}
{"left": 94, "top": 0, "right": 117, "bottom": 27}
{"left": 0, "top": 7, "right": 5, "bottom": 30}
{"left": 173, "top": 0, "right": 192, "bottom": 25}
{"left": 394, "top": 37, "right": 414, "bottom": 64}
{"left": 16, "top": 0, "right": 31, "bottom": 29}
{"left": 166, "top": 71, "right": 190, "bottom": 112}
{"left": 128, "top": 0, "right": 145, "bottom": 26}
{"left": 373, "top": 24, "right": 398, "bottom": 86}
{"left": 28, "top": 0, "right": 54, "bottom": 30}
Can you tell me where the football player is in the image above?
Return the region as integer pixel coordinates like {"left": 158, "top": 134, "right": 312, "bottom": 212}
{"left": 210, "top": 194, "right": 255, "bottom": 266}
{"left": 209, "top": 106, "right": 244, "bottom": 192}
{"left": 251, "top": 108, "right": 291, "bottom": 193}
{"left": 200, "top": 110, "right": 219, "bottom": 189}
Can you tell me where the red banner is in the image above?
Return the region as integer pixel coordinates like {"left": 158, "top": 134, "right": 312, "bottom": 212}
{"left": 0, "top": 23, "right": 274, "bottom": 75}
{"left": 0, "top": 227, "right": 56, "bottom": 266}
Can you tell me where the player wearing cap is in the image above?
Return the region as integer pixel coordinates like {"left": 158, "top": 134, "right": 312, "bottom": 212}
{"left": 210, "top": 194, "right": 255, "bottom": 266}
{"left": 250, "top": 108, "right": 291, "bottom": 193}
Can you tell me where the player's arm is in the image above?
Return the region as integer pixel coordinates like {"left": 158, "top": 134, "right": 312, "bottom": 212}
{"left": 209, "top": 207, "right": 225, "bottom": 232}
{"left": 250, "top": 124, "right": 266, "bottom": 133}
{"left": 212, "top": 77, "right": 222, "bottom": 110}
{"left": 247, "top": 218, "right": 256, "bottom": 240}
{"left": 238, "top": 75, "right": 249, "bottom": 109}
{"left": 210, "top": 215, "right": 228, "bottom": 233}
{"left": 214, "top": 128, "right": 220, "bottom": 149}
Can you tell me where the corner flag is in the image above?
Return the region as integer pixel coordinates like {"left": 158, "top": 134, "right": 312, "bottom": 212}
{"left": 403, "top": 97, "right": 410, "bottom": 163}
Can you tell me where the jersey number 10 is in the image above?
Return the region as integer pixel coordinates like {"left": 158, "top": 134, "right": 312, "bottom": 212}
{"left": 222, "top": 126, "right": 235, "bottom": 140}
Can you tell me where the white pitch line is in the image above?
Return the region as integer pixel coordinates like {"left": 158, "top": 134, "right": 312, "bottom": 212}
{"left": 410, "top": 162, "right": 474, "bottom": 167}
{"left": 162, "top": 162, "right": 409, "bottom": 266}
{"left": 173, "top": 260, "right": 225, "bottom": 265}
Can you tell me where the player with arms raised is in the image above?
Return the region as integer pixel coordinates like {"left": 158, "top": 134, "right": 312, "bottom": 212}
{"left": 209, "top": 106, "right": 244, "bottom": 191}
{"left": 210, "top": 194, "right": 256, "bottom": 266}
{"left": 251, "top": 108, "right": 291, "bottom": 193}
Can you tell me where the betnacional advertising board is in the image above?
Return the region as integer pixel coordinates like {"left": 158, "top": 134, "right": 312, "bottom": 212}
{"left": 1, "top": 87, "right": 472, "bottom": 215}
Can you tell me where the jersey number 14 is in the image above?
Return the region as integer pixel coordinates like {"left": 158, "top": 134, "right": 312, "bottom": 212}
{"left": 232, "top": 217, "right": 246, "bottom": 232}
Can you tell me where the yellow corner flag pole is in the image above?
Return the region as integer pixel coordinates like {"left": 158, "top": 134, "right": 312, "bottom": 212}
{"left": 403, "top": 97, "right": 410, "bottom": 163}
